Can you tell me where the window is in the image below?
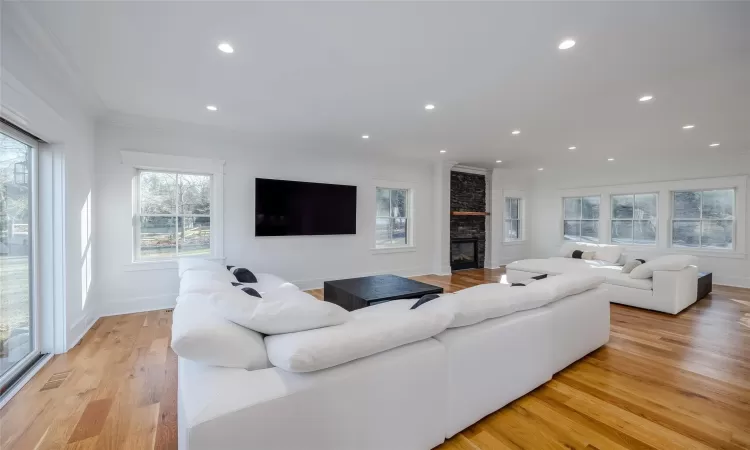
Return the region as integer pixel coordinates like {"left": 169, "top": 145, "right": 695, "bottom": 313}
{"left": 611, "top": 193, "right": 658, "bottom": 245}
{"left": 136, "top": 170, "right": 211, "bottom": 260}
{"left": 672, "top": 189, "right": 734, "bottom": 249}
{"left": 504, "top": 197, "right": 522, "bottom": 241}
{"left": 563, "top": 196, "right": 600, "bottom": 242}
{"left": 375, "top": 187, "right": 410, "bottom": 248}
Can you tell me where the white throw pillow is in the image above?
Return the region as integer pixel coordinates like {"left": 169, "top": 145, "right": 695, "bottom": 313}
{"left": 178, "top": 258, "right": 227, "bottom": 278}
{"left": 179, "top": 274, "right": 237, "bottom": 296}
{"left": 524, "top": 273, "right": 605, "bottom": 301}
{"left": 211, "top": 289, "right": 350, "bottom": 335}
{"left": 629, "top": 255, "right": 699, "bottom": 279}
{"left": 559, "top": 242, "right": 622, "bottom": 264}
{"left": 182, "top": 269, "right": 238, "bottom": 286}
{"left": 171, "top": 294, "right": 270, "bottom": 370}
{"left": 265, "top": 308, "right": 451, "bottom": 372}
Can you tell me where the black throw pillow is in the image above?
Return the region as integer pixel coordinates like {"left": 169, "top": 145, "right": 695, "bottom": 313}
{"left": 227, "top": 266, "right": 258, "bottom": 283}
{"left": 532, "top": 274, "right": 548, "bottom": 280}
{"left": 231, "top": 282, "right": 242, "bottom": 287}
{"left": 511, "top": 283, "right": 526, "bottom": 287}
{"left": 411, "top": 294, "right": 441, "bottom": 309}
{"left": 571, "top": 250, "right": 584, "bottom": 259}
{"left": 241, "top": 287, "right": 262, "bottom": 298}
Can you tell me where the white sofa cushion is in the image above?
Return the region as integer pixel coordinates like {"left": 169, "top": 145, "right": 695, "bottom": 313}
{"left": 171, "top": 294, "right": 270, "bottom": 370}
{"left": 265, "top": 304, "right": 453, "bottom": 372}
{"left": 246, "top": 273, "right": 300, "bottom": 295}
{"left": 182, "top": 268, "right": 238, "bottom": 285}
{"left": 180, "top": 273, "right": 237, "bottom": 296}
{"left": 559, "top": 242, "right": 623, "bottom": 264}
{"left": 507, "top": 257, "right": 609, "bottom": 275}
{"left": 629, "top": 254, "right": 699, "bottom": 279}
{"left": 523, "top": 272, "right": 606, "bottom": 301}
{"left": 178, "top": 258, "right": 227, "bottom": 278}
{"left": 212, "top": 289, "right": 350, "bottom": 335}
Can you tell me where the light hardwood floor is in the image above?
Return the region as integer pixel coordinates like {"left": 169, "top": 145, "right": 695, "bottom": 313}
{"left": 2, "top": 268, "right": 750, "bottom": 449}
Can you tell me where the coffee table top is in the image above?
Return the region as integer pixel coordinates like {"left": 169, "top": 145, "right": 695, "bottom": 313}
{"left": 324, "top": 274, "right": 443, "bottom": 303}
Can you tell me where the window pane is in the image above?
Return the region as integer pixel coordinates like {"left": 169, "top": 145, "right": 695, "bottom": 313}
{"left": 375, "top": 217, "right": 391, "bottom": 246}
{"left": 612, "top": 195, "right": 634, "bottom": 219}
{"left": 140, "top": 171, "right": 176, "bottom": 214}
{"left": 634, "top": 220, "right": 657, "bottom": 245}
{"left": 511, "top": 199, "right": 519, "bottom": 219}
{"left": 581, "top": 220, "right": 599, "bottom": 242}
{"left": 139, "top": 216, "right": 176, "bottom": 258}
{"left": 702, "top": 189, "right": 734, "bottom": 220}
{"left": 634, "top": 194, "right": 657, "bottom": 219}
{"left": 376, "top": 188, "right": 390, "bottom": 217}
{"left": 505, "top": 198, "right": 512, "bottom": 218}
{"left": 391, "top": 218, "right": 407, "bottom": 245}
{"left": 178, "top": 216, "right": 211, "bottom": 255}
{"left": 611, "top": 220, "right": 633, "bottom": 243}
{"left": 673, "top": 191, "right": 701, "bottom": 219}
{"left": 564, "top": 198, "right": 581, "bottom": 219}
{"left": 563, "top": 220, "right": 581, "bottom": 241}
{"left": 701, "top": 220, "right": 733, "bottom": 249}
{"left": 178, "top": 174, "right": 211, "bottom": 215}
{"left": 672, "top": 220, "right": 700, "bottom": 247}
{"left": 582, "top": 196, "right": 600, "bottom": 219}
{"left": 391, "top": 190, "right": 407, "bottom": 218}
{"left": 505, "top": 219, "right": 520, "bottom": 240}
{"left": 0, "top": 132, "right": 33, "bottom": 380}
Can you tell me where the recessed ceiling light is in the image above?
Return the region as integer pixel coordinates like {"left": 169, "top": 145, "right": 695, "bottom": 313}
{"left": 639, "top": 95, "right": 653, "bottom": 102}
{"left": 496, "top": 160, "right": 502, "bottom": 163}
{"left": 511, "top": 130, "right": 521, "bottom": 135}
{"left": 424, "top": 104, "right": 435, "bottom": 110}
{"left": 682, "top": 124, "right": 695, "bottom": 129}
{"left": 608, "top": 158, "right": 615, "bottom": 161}
{"left": 710, "top": 142, "right": 720, "bottom": 147}
{"left": 568, "top": 146, "right": 577, "bottom": 150}
{"left": 440, "top": 149, "right": 447, "bottom": 153}
{"left": 362, "top": 135, "right": 369, "bottom": 139}
{"left": 558, "top": 39, "right": 576, "bottom": 50}
{"left": 206, "top": 105, "right": 218, "bottom": 111}
{"left": 218, "top": 42, "right": 234, "bottom": 53}
{"left": 538, "top": 168, "right": 544, "bottom": 171}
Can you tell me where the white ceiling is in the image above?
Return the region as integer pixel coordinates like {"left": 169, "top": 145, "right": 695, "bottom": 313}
{"left": 16, "top": 1, "right": 750, "bottom": 168}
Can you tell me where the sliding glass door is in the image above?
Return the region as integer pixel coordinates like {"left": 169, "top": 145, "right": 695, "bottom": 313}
{"left": 0, "top": 125, "right": 38, "bottom": 395}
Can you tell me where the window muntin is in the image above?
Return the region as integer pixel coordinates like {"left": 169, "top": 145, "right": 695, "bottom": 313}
{"left": 504, "top": 197, "right": 522, "bottom": 241}
{"left": 375, "top": 187, "right": 410, "bottom": 248}
{"left": 563, "top": 196, "right": 600, "bottom": 242}
{"left": 672, "top": 189, "right": 734, "bottom": 249}
{"left": 611, "top": 193, "right": 658, "bottom": 245}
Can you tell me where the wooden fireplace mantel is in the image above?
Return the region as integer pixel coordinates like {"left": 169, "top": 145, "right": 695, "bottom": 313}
{"left": 451, "top": 211, "right": 490, "bottom": 216}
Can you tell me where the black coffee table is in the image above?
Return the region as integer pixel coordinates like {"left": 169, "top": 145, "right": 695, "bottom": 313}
{"left": 323, "top": 274, "right": 443, "bottom": 311}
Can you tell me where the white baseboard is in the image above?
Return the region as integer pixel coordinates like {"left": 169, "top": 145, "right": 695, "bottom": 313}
{"left": 67, "top": 312, "right": 98, "bottom": 351}
{"left": 292, "top": 266, "right": 436, "bottom": 291}
{"left": 713, "top": 275, "right": 750, "bottom": 289}
{"left": 98, "top": 293, "right": 178, "bottom": 318}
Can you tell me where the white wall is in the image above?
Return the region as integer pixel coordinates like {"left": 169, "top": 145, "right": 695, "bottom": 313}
{"left": 490, "top": 168, "right": 534, "bottom": 267}
{"left": 2, "top": 9, "right": 99, "bottom": 351}
{"left": 529, "top": 154, "right": 750, "bottom": 288}
{"left": 94, "top": 120, "right": 435, "bottom": 315}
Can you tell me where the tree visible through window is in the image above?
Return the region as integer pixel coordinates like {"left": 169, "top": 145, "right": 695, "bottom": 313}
{"left": 504, "top": 198, "right": 522, "bottom": 241}
{"left": 611, "top": 193, "right": 657, "bottom": 245}
{"left": 375, "top": 187, "right": 409, "bottom": 248}
{"left": 563, "top": 196, "right": 600, "bottom": 242}
{"left": 672, "top": 189, "right": 734, "bottom": 249}
{"left": 137, "top": 170, "right": 211, "bottom": 259}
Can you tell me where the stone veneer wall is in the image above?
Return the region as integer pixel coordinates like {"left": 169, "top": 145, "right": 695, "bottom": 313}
{"left": 450, "top": 171, "right": 486, "bottom": 266}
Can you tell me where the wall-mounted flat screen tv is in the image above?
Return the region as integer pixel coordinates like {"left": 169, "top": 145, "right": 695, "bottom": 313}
{"left": 255, "top": 178, "right": 357, "bottom": 236}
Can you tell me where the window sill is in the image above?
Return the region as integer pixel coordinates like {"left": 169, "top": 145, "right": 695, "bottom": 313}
{"left": 665, "top": 248, "right": 746, "bottom": 260}
{"left": 502, "top": 240, "right": 527, "bottom": 246}
{"left": 370, "top": 246, "right": 418, "bottom": 254}
{"left": 124, "top": 256, "right": 225, "bottom": 272}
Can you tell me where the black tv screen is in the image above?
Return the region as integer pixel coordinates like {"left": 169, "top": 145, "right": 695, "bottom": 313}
{"left": 255, "top": 178, "right": 357, "bottom": 236}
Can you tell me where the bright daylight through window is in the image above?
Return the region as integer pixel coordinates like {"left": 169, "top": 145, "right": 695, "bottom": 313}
{"left": 563, "top": 196, "right": 600, "bottom": 242}
{"left": 136, "top": 171, "right": 211, "bottom": 260}
{"left": 504, "top": 198, "right": 522, "bottom": 241}
{"left": 672, "top": 189, "right": 735, "bottom": 249}
{"left": 611, "top": 193, "right": 658, "bottom": 245}
{"left": 375, "top": 187, "right": 409, "bottom": 248}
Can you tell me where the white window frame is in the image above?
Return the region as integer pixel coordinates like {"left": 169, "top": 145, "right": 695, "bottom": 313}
{"left": 670, "top": 188, "right": 736, "bottom": 251}
{"left": 371, "top": 180, "right": 416, "bottom": 253}
{"left": 504, "top": 197, "right": 523, "bottom": 242}
{"left": 121, "top": 151, "right": 225, "bottom": 271}
{"left": 610, "top": 192, "right": 659, "bottom": 246}
{"left": 562, "top": 195, "right": 601, "bottom": 242}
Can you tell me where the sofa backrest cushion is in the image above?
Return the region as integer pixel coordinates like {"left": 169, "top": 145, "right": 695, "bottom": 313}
{"left": 180, "top": 271, "right": 238, "bottom": 296}
{"left": 629, "top": 255, "right": 699, "bottom": 279}
{"left": 171, "top": 294, "right": 270, "bottom": 370}
{"left": 178, "top": 258, "right": 227, "bottom": 278}
{"left": 211, "top": 289, "right": 350, "bottom": 335}
{"left": 559, "top": 242, "right": 623, "bottom": 264}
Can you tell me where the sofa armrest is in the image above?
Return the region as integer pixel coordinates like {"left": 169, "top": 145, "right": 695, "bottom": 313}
{"left": 651, "top": 265, "right": 698, "bottom": 314}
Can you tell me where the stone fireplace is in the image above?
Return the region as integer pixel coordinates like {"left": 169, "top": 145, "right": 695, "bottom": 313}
{"left": 450, "top": 238, "right": 479, "bottom": 270}
{"left": 450, "top": 170, "right": 486, "bottom": 270}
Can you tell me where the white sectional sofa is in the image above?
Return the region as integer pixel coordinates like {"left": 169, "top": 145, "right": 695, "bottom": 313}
{"left": 173, "top": 260, "right": 611, "bottom": 450}
{"left": 506, "top": 242, "right": 699, "bottom": 315}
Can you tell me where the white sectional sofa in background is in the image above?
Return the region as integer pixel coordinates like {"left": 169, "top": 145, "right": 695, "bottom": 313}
{"left": 172, "top": 260, "right": 611, "bottom": 450}
{"left": 506, "top": 242, "right": 699, "bottom": 315}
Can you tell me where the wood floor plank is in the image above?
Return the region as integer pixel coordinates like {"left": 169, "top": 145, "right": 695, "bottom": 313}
{"left": 2, "top": 269, "right": 749, "bottom": 450}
